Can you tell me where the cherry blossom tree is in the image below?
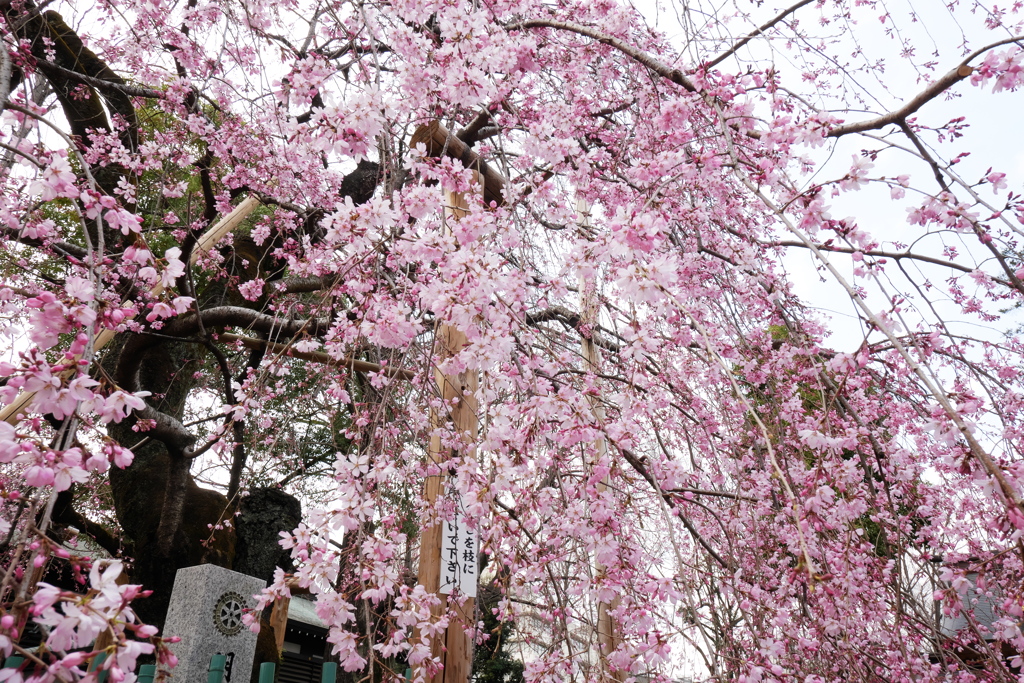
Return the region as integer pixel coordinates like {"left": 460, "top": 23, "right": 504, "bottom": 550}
{"left": 2, "top": 0, "right": 1024, "bottom": 681}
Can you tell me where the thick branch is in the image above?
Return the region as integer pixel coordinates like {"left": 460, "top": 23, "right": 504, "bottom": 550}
{"left": 525, "top": 305, "right": 582, "bottom": 327}
{"left": 219, "top": 332, "right": 415, "bottom": 381}
{"left": 456, "top": 110, "right": 493, "bottom": 146}
{"left": 525, "top": 306, "right": 621, "bottom": 352}
{"left": 508, "top": 19, "right": 696, "bottom": 93}
{"left": 766, "top": 240, "right": 992, "bottom": 279}
{"left": 828, "top": 36, "right": 1023, "bottom": 137}
{"left": 166, "top": 306, "right": 328, "bottom": 340}
{"left": 828, "top": 66, "right": 974, "bottom": 137}
{"left": 34, "top": 57, "right": 164, "bottom": 99}
{"left": 167, "top": 305, "right": 331, "bottom": 338}
{"left": 0, "top": 226, "right": 88, "bottom": 261}
{"left": 133, "top": 404, "right": 198, "bottom": 454}
{"left": 115, "top": 307, "right": 329, "bottom": 394}
{"left": 155, "top": 454, "right": 190, "bottom": 556}
{"left": 36, "top": 10, "right": 138, "bottom": 152}
{"left": 52, "top": 488, "right": 124, "bottom": 557}
{"left": 277, "top": 274, "right": 343, "bottom": 294}
{"left": 194, "top": 149, "right": 218, "bottom": 225}
{"left": 668, "top": 487, "right": 756, "bottom": 502}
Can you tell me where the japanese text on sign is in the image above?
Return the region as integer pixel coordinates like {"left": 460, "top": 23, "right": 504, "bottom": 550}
{"left": 439, "top": 499, "right": 478, "bottom": 597}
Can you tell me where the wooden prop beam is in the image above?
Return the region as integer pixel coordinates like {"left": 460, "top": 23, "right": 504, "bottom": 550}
{"left": 416, "top": 174, "right": 482, "bottom": 683}
{"left": 410, "top": 121, "right": 506, "bottom": 207}
{"left": 1, "top": 197, "right": 261, "bottom": 426}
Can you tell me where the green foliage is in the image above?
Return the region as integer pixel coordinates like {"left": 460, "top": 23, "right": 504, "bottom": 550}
{"left": 853, "top": 514, "right": 891, "bottom": 558}
{"left": 472, "top": 596, "right": 524, "bottom": 683}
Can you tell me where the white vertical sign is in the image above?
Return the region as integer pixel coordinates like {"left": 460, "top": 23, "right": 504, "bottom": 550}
{"left": 439, "top": 497, "right": 478, "bottom": 598}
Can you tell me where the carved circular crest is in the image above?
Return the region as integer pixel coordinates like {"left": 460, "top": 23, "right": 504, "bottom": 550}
{"left": 213, "top": 591, "right": 246, "bottom": 636}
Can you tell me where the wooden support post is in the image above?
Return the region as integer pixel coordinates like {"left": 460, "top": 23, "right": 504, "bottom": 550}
{"left": 270, "top": 596, "right": 291, "bottom": 653}
{"left": 416, "top": 174, "right": 482, "bottom": 683}
{"left": 578, "top": 201, "right": 624, "bottom": 683}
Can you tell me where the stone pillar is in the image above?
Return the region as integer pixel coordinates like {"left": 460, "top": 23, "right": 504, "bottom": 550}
{"left": 161, "top": 565, "right": 266, "bottom": 683}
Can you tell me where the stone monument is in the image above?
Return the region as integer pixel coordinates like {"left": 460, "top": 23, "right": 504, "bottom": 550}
{"left": 161, "top": 565, "right": 266, "bottom": 683}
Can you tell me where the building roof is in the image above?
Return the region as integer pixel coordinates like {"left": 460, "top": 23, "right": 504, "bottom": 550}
{"left": 287, "top": 596, "right": 326, "bottom": 629}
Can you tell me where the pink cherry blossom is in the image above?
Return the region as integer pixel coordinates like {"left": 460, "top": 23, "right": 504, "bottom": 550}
{"left": 4, "top": 1, "right": 1024, "bottom": 682}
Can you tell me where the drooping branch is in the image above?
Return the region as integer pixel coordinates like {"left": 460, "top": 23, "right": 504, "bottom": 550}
{"left": 616, "top": 446, "right": 731, "bottom": 569}
{"left": 704, "top": 0, "right": 816, "bottom": 70}
{"left": 504, "top": 19, "right": 772, "bottom": 148}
